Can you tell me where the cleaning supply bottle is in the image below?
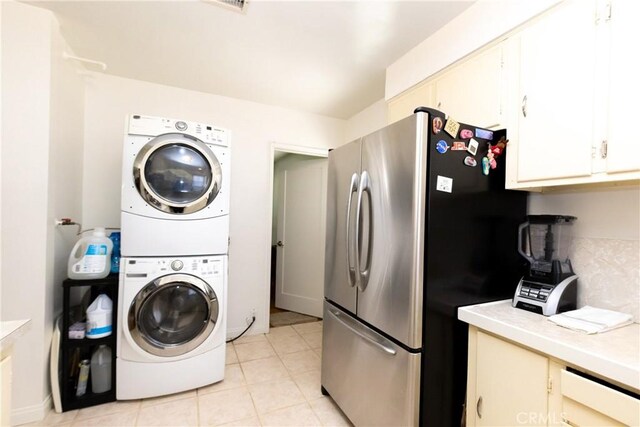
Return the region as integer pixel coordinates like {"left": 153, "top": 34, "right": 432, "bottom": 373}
{"left": 109, "top": 231, "right": 121, "bottom": 274}
{"left": 90, "top": 345, "right": 112, "bottom": 393}
{"left": 68, "top": 228, "right": 113, "bottom": 280}
{"left": 86, "top": 294, "right": 113, "bottom": 339}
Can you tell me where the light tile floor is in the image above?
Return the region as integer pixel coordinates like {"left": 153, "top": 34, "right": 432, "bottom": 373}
{"left": 31, "top": 321, "right": 352, "bottom": 427}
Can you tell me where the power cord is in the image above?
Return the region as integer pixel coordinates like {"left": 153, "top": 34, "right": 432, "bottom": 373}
{"left": 226, "top": 315, "right": 256, "bottom": 343}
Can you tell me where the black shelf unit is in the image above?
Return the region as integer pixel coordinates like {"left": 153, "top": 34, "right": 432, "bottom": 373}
{"left": 60, "top": 274, "right": 118, "bottom": 411}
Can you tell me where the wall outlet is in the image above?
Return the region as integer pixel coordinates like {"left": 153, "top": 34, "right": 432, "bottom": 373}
{"left": 245, "top": 308, "right": 257, "bottom": 325}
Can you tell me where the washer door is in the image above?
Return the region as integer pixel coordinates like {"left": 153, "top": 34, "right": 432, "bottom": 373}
{"left": 128, "top": 274, "right": 219, "bottom": 357}
{"left": 133, "top": 133, "right": 223, "bottom": 214}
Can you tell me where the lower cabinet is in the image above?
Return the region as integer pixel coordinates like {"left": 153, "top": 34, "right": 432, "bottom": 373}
{"left": 466, "top": 327, "right": 640, "bottom": 427}
{"left": 467, "top": 329, "right": 549, "bottom": 426}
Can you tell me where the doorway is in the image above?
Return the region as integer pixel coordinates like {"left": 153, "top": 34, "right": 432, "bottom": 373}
{"left": 269, "top": 144, "right": 328, "bottom": 328}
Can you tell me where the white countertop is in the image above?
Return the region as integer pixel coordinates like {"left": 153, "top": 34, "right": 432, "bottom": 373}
{"left": 458, "top": 300, "right": 640, "bottom": 391}
{"left": 0, "top": 319, "right": 31, "bottom": 356}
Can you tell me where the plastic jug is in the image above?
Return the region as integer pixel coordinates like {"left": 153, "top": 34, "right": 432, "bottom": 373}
{"left": 108, "top": 231, "right": 121, "bottom": 274}
{"left": 68, "top": 228, "right": 113, "bottom": 280}
{"left": 90, "top": 345, "right": 112, "bottom": 393}
{"left": 86, "top": 294, "right": 113, "bottom": 339}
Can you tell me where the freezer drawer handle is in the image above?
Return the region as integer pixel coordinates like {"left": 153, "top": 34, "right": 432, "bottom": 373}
{"left": 328, "top": 308, "right": 396, "bottom": 356}
{"left": 355, "top": 170, "right": 373, "bottom": 291}
{"left": 346, "top": 173, "right": 359, "bottom": 287}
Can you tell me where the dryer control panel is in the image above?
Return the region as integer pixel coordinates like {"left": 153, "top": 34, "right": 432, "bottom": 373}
{"left": 127, "top": 114, "right": 229, "bottom": 147}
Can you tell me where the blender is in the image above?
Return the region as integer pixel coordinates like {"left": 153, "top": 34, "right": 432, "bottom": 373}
{"left": 512, "top": 215, "right": 578, "bottom": 315}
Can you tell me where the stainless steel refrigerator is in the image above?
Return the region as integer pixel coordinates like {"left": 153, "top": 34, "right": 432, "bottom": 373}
{"left": 321, "top": 107, "right": 527, "bottom": 426}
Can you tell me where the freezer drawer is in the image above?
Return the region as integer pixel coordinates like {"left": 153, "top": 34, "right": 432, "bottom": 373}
{"left": 321, "top": 302, "right": 421, "bottom": 426}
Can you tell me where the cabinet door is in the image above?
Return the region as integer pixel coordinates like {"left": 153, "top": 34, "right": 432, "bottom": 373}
{"left": 475, "top": 332, "right": 549, "bottom": 426}
{"left": 516, "top": 0, "right": 597, "bottom": 182}
{"left": 605, "top": 0, "right": 640, "bottom": 174}
{"left": 435, "top": 45, "right": 504, "bottom": 129}
{"left": 387, "top": 82, "right": 434, "bottom": 124}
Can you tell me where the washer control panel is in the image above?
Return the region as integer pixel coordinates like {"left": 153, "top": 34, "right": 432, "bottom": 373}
{"left": 128, "top": 115, "right": 229, "bottom": 147}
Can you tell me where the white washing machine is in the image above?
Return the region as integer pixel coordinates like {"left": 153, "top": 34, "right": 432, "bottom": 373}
{"left": 116, "top": 255, "right": 226, "bottom": 399}
{"left": 121, "top": 115, "right": 230, "bottom": 257}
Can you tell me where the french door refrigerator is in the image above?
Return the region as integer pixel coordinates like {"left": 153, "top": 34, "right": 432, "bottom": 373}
{"left": 321, "top": 107, "right": 527, "bottom": 426}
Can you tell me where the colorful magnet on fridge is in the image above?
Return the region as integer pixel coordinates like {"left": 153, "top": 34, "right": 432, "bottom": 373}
{"left": 432, "top": 117, "right": 443, "bottom": 134}
{"left": 436, "top": 140, "right": 449, "bottom": 154}
{"left": 451, "top": 141, "right": 467, "bottom": 151}
{"left": 460, "top": 129, "right": 474, "bottom": 139}
{"left": 475, "top": 128, "right": 494, "bottom": 140}
{"left": 464, "top": 156, "right": 477, "bottom": 167}
{"left": 444, "top": 118, "right": 460, "bottom": 137}
{"left": 482, "top": 157, "right": 490, "bottom": 175}
{"left": 467, "top": 138, "right": 479, "bottom": 156}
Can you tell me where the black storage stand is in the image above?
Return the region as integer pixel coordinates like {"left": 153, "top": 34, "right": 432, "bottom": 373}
{"left": 60, "top": 274, "right": 118, "bottom": 411}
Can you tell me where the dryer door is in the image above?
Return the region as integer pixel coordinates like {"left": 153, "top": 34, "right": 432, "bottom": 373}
{"left": 133, "top": 133, "right": 223, "bottom": 214}
{"left": 128, "top": 273, "right": 220, "bottom": 357}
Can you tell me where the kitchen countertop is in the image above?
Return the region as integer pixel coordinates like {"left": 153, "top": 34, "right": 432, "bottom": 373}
{"left": 0, "top": 319, "right": 31, "bottom": 356}
{"left": 458, "top": 300, "right": 640, "bottom": 391}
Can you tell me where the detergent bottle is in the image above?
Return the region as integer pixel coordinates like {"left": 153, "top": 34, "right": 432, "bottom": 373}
{"left": 68, "top": 228, "right": 113, "bottom": 280}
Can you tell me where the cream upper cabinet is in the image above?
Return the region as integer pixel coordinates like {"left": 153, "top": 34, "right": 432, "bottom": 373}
{"left": 514, "top": 0, "right": 597, "bottom": 183}
{"left": 468, "top": 329, "right": 549, "bottom": 426}
{"left": 506, "top": 0, "right": 640, "bottom": 188}
{"left": 387, "top": 82, "right": 435, "bottom": 124}
{"left": 435, "top": 45, "right": 504, "bottom": 129}
{"left": 602, "top": 0, "right": 640, "bottom": 175}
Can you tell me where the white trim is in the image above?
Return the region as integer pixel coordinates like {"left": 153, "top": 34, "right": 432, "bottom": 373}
{"left": 12, "top": 394, "right": 51, "bottom": 426}
{"left": 264, "top": 143, "right": 329, "bottom": 333}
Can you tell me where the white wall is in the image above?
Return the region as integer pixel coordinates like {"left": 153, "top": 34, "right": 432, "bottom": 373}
{"left": 82, "top": 74, "right": 345, "bottom": 337}
{"left": 1, "top": 2, "right": 85, "bottom": 423}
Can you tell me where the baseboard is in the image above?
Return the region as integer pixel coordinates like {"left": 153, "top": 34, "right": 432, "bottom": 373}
{"left": 226, "top": 322, "right": 267, "bottom": 341}
{"left": 12, "top": 394, "right": 51, "bottom": 426}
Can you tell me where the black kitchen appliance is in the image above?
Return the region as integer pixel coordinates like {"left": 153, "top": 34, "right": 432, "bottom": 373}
{"left": 512, "top": 215, "right": 578, "bottom": 315}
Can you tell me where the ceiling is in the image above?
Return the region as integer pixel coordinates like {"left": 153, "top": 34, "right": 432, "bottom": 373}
{"left": 33, "top": 1, "right": 473, "bottom": 119}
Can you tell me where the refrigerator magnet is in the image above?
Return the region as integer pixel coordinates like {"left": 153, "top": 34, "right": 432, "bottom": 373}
{"left": 475, "top": 128, "right": 494, "bottom": 140}
{"left": 444, "top": 118, "right": 460, "bottom": 137}
{"left": 467, "top": 138, "right": 479, "bottom": 155}
{"left": 460, "top": 129, "right": 473, "bottom": 139}
{"left": 451, "top": 141, "right": 467, "bottom": 151}
{"left": 464, "top": 156, "right": 477, "bottom": 167}
{"left": 436, "top": 140, "right": 449, "bottom": 154}
{"left": 482, "top": 157, "right": 490, "bottom": 175}
{"left": 436, "top": 175, "right": 453, "bottom": 193}
{"left": 432, "top": 117, "right": 443, "bottom": 134}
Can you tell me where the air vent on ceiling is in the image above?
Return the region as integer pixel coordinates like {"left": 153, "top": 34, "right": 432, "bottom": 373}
{"left": 203, "top": 0, "right": 248, "bottom": 13}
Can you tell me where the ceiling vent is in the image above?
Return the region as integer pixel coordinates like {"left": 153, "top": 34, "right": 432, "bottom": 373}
{"left": 202, "top": 0, "right": 249, "bottom": 13}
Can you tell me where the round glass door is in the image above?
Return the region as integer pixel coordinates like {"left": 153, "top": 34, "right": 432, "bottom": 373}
{"left": 134, "top": 133, "right": 222, "bottom": 214}
{"left": 128, "top": 274, "right": 219, "bottom": 357}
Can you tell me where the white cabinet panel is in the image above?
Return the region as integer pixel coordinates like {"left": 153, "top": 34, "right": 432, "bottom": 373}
{"left": 387, "top": 82, "right": 434, "bottom": 124}
{"left": 475, "top": 331, "right": 548, "bottom": 426}
{"left": 436, "top": 45, "right": 504, "bottom": 129}
{"left": 516, "top": 0, "right": 597, "bottom": 182}
{"left": 605, "top": 0, "right": 640, "bottom": 174}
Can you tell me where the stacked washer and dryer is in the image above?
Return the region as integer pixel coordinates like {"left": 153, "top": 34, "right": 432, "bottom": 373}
{"left": 117, "top": 115, "right": 230, "bottom": 399}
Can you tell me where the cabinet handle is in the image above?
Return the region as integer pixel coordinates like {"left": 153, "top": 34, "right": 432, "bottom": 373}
{"left": 476, "top": 396, "right": 483, "bottom": 419}
{"left": 522, "top": 95, "right": 528, "bottom": 118}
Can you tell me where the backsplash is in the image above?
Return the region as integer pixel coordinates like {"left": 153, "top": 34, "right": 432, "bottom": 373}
{"left": 570, "top": 237, "right": 640, "bottom": 322}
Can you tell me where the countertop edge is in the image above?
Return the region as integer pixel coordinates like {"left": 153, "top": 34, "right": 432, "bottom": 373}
{"left": 0, "top": 319, "right": 31, "bottom": 355}
{"left": 458, "top": 301, "right": 640, "bottom": 391}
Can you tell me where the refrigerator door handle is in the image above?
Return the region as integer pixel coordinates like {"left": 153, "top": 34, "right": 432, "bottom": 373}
{"left": 328, "top": 307, "right": 397, "bottom": 356}
{"left": 356, "top": 171, "right": 372, "bottom": 291}
{"left": 346, "top": 173, "right": 359, "bottom": 287}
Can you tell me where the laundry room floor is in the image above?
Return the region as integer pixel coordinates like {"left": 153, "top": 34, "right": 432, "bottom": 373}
{"left": 31, "top": 321, "right": 352, "bottom": 427}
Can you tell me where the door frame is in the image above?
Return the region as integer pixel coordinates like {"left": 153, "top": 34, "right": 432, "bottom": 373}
{"left": 264, "top": 143, "right": 328, "bottom": 330}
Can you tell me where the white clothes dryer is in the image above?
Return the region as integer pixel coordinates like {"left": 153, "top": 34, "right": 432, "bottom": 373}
{"left": 121, "top": 115, "right": 230, "bottom": 257}
{"left": 116, "top": 255, "right": 226, "bottom": 399}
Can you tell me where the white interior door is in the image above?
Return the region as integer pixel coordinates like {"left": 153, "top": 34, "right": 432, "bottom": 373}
{"left": 274, "top": 157, "right": 327, "bottom": 318}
